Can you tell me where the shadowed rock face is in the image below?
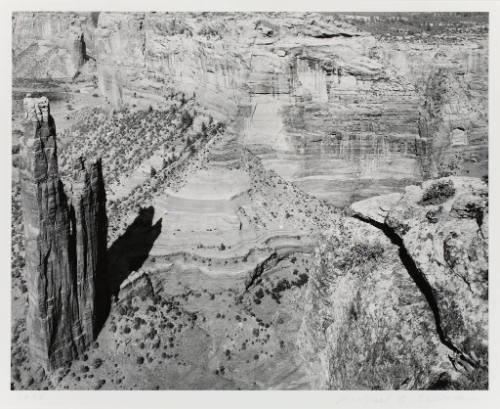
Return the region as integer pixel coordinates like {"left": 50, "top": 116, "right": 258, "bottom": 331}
{"left": 72, "top": 33, "right": 87, "bottom": 70}
{"left": 19, "top": 97, "right": 107, "bottom": 370}
{"left": 71, "top": 157, "right": 108, "bottom": 342}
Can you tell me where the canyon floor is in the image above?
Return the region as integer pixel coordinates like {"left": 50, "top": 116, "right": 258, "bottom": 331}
{"left": 11, "top": 12, "right": 488, "bottom": 390}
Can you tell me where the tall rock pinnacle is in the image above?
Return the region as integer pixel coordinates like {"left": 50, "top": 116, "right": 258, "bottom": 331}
{"left": 19, "top": 96, "right": 107, "bottom": 370}
{"left": 73, "top": 33, "right": 87, "bottom": 69}
{"left": 71, "top": 157, "right": 108, "bottom": 344}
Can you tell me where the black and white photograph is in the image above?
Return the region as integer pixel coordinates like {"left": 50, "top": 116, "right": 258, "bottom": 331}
{"left": 2, "top": 1, "right": 499, "bottom": 407}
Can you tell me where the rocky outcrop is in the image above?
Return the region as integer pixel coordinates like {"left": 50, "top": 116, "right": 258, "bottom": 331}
{"left": 351, "top": 177, "right": 488, "bottom": 371}
{"left": 299, "top": 219, "right": 452, "bottom": 389}
{"left": 417, "top": 70, "right": 488, "bottom": 179}
{"left": 296, "top": 177, "right": 487, "bottom": 389}
{"left": 19, "top": 96, "right": 107, "bottom": 370}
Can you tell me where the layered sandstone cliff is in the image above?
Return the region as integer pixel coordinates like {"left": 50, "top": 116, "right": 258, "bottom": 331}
{"left": 11, "top": 12, "right": 488, "bottom": 206}
{"left": 417, "top": 69, "right": 488, "bottom": 179}
{"left": 19, "top": 96, "right": 107, "bottom": 370}
{"left": 12, "top": 12, "right": 96, "bottom": 79}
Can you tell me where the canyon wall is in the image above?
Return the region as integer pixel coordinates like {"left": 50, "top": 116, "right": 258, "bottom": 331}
{"left": 12, "top": 12, "right": 487, "bottom": 206}
{"left": 19, "top": 96, "right": 107, "bottom": 370}
{"left": 12, "top": 12, "right": 97, "bottom": 80}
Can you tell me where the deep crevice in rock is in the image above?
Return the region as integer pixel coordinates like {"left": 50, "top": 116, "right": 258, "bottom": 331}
{"left": 352, "top": 214, "right": 478, "bottom": 369}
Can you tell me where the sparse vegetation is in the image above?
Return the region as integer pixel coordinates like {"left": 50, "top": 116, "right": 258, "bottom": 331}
{"left": 420, "top": 180, "right": 456, "bottom": 205}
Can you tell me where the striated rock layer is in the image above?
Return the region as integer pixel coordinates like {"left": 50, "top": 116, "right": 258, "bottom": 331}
{"left": 11, "top": 12, "right": 488, "bottom": 205}
{"left": 19, "top": 96, "right": 107, "bottom": 370}
{"left": 12, "top": 12, "right": 97, "bottom": 80}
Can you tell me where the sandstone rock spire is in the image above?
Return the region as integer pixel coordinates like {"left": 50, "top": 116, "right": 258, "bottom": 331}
{"left": 19, "top": 96, "right": 107, "bottom": 370}
{"left": 71, "top": 157, "right": 108, "bottom": 343}
{"left": 73, "top": 32, "right": 87, "bottom": 69}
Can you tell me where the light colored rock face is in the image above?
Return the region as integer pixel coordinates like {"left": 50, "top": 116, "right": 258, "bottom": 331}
{"left": 12, "top": 12, "right": 488, "bottom": 206}
{"left": 301, "top": 219, "right": 453, "bottom": 389}
{"left": 417, "top": 69, "right": 488, "bottom": 179}
{"left": 12, "top": 12, "right": 97, "bottom": 79}
{"left": 350, "top": 176, "right": 488, "bottom": 375}
{"left": 19, "top": 97, "right": 107, "bottom": 370}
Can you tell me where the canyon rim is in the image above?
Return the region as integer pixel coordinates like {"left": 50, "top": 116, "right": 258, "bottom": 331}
{"left": 10, "top": 11, "right": 489, "bottom": 392}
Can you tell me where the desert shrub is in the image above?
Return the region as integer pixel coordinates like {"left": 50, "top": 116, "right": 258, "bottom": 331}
{"left": 454, "top": 367, "right": 488, "bottom": 390}
{"left": 197, "top": 23, "right": 221, "bottom": 38}
{"left": 12, "top": 156, "right": 22, "bottom": 168}
{"left": 350, "top": 242, "right": 385, "bottom": 263}
{"left": 330, "top": 313, "right": 416, "bottom": 389}
{"left": 95, "top": 379, "right": 106, "bottom": 389}
{"left": 295, "top": 273, "right": 309, "bottom": 287}
{"left": 180, "top": 110, "right": 193, "bottom": 129}
{"left": 440, "top": 299, "right": 466, "bottom": 340}
{"left": 271, "top": 278, "right": 294, "bottom": 303}
{"left": 420, "top": 180, "right": 456, "bottom": 205}
{"left": 136, "top": 356, "right": 144, "bottom": 365}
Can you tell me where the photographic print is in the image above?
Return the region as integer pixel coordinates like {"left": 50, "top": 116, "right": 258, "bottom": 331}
{"left": 10, "top": 10, "right": 488, "bottom": 391}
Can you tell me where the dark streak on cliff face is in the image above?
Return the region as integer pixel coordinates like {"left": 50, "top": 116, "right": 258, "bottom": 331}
{"left": 20, "top": 96, "right": 107, "bottom": 370}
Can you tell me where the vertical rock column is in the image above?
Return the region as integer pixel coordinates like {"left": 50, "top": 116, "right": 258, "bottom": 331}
{"left": 19, "top": 96, "right": 107, "bottom": 370}
{"left": 73, "top": 33, "right": 87, "bottom": 70}
{"left": 20, "top": 97, "right": 84, "bottom": 370}
{"left": 71, "top": 158, "right": 107, "bottom": 342}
